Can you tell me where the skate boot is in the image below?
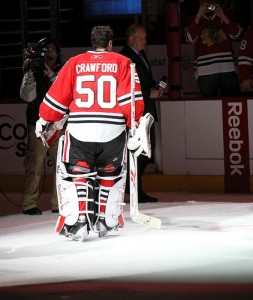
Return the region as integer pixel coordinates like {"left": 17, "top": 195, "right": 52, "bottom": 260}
{"left": 96, "top": 218, "right": 118, "bottom": 238}
{"left": 59, "top": 224, "right": 72, "bottom": 237}
{"left": 68, "top": 217, "right": 89, "bottom": 242}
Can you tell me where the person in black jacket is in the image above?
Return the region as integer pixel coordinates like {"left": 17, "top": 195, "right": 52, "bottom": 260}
{"left": 120, "top": 24, "right": 163, "bottom": 203}
{"left": 20, "top": 38, "right": 63, "bottom": 215}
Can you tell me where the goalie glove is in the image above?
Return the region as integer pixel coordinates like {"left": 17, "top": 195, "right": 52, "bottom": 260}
{"left": 35, "top": 115, "right": 68, "bottom": 148}
{"left": 127, "top": 113, "right": 154, "bottom": 158}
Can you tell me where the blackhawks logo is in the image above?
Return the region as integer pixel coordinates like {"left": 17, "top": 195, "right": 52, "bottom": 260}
{"left": 201, "top": 24, "right": 227, "bottom": 46}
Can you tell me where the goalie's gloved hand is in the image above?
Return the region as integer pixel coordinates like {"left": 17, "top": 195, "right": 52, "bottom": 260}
{"left": 127, "top": 113, "right": 154, "bottom": 158}
{"left": 35, "top": 117, "right": 49, "bottom": 145}
{"left": 35, "top": 115, "right": 68, "bottom": 148}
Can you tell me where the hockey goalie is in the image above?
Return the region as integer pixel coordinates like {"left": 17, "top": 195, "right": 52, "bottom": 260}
{"left": 35, "top": 26, "right": 157, "bottom": 242}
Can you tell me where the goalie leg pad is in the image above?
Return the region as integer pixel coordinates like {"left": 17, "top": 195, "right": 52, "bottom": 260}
{"left": 56, "top": 136, "right": 79, "bottom": 226}
{"left": 95, "top": 168, "right": 126, "bottom": 234}
{"left": 56, "top": 136, "right": 96, "bottom": 234}
{"left": 56, "top": 173, "right": 96, "bottom": 240}
{"left": 57, "top": 168, "right": 96, "bottom": 227}
{"left": 57, "top": 178, "right": 79, "bottom": 226}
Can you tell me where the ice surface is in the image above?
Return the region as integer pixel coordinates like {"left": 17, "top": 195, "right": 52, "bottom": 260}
{"left": 0, "top": 201, "right": 253, "bottom": 287}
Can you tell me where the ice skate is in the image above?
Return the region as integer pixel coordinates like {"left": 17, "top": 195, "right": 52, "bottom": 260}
{"left": 96, "top": 219, "right": 108, "bottom": 237}
{"left": 69, "top": 219, "right": 89, "bottom": 242}
{"left": 59, "top": 224, "right": 72, "bottom": 237}
{"left": 96, "top": 218, "right": 118, "bottom": 238}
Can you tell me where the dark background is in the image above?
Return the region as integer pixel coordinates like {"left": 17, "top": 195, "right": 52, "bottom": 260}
{"left": 0, "top": 0, "right": 252, "bottom": 100}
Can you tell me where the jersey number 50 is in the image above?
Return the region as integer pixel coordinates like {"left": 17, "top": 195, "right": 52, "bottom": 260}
{"left": 76, "top": 75, "right": 117, "bottom": 109}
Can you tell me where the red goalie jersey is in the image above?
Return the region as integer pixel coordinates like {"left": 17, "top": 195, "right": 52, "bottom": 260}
{"left": 39, "top": 50, "right": 144, "bottom": 142}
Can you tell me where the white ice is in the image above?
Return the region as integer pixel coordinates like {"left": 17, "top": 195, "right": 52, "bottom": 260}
{"left": 0, "top": 201, "right": 253, "bottom": 287}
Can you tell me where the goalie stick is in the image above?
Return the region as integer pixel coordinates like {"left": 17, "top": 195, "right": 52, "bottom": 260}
{"left": 129, "top": 63, "right": 161, "bottom": 229}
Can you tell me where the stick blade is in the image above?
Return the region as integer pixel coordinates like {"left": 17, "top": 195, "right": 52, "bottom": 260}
{"left": 132, "top": 212, "right": 161, "bottom": 229}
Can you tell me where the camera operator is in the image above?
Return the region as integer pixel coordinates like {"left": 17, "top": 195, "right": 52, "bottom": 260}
{"left": 185, "top": 0, "right": 242, "bottom": 97}
{"left": 20, "top": 37, "right": 63, "bottom": 215}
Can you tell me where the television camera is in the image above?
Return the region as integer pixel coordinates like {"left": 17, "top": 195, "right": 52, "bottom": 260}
{"left": 23, "top": 43, "right": 48, "bottom": 72}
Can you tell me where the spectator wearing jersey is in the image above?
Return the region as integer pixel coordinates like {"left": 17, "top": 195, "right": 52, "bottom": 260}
{"left": 238, "top": 25, "right": 253, "bottom": 94}
{"left": 36, "top": 26, "right": 144, "bottom": 241}
{"left": 20, "top": 37, "right": 63, "bottom": 215}
{"left": 185, "top": 0, "right": 242, "bottom": 97}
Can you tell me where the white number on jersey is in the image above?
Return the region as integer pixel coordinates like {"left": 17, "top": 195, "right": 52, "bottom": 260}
{"left": 76, "top": 75, "right": 117, "bottom": 109}
{"left": 240, "top": 39, "right": 247, "bottom": 51}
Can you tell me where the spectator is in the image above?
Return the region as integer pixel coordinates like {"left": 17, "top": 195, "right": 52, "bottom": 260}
{"left": 20, "top": 37, "right": 63, "bottom": 215}
{"left": 185, "top": 0, "right": 242, "bottom": 97}
{"left": 238, "top": 25, "right": 253, "bottom": 94}
{"left": 120, "top": 24, "right": 163, "bottom": 203}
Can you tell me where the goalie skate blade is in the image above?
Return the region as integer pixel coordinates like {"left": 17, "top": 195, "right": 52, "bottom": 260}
{"left": 132, "top": 213, "right": 161, "bottom": 229}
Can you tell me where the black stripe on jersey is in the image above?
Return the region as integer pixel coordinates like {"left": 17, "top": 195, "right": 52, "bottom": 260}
{"left": 134, "top": 92, "right": 143, "bottom": 100}
{"left": 68, "top": 114, "right": 126, "bottom": 125}
{"left": 197, "top": 53, "right": 234, "bottom": 62}
{"left": 195, "top": 53, "right": 235, "bottom": 67}
{"left": 68, "top": 119, "right": 126, "bottom": 125}
{"left": 196, "top": 58, "right": 234, "bottom": 67}
{"left": 44, "top": 95, "right": 68, "bottom": 114}
{"left": 238, "top": 57, "right": 253, "bottom": 64}
{"left": 119, "top": 95, "right": 131, "bottom": 104}
{"left": 70, "top": 114, "right": 124, "bottom": 120}
{"left": 118, "top": 92, "right": 142, "bottom": 105}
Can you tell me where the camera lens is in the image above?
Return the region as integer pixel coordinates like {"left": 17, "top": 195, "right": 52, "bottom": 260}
{"left": 208, "top": 3, "right": 216, "bottom": 11}
{"left": 30, "top": 58, "right": 45, "bottom": 72}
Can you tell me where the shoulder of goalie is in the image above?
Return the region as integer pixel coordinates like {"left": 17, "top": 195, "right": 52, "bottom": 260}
{"left": 127, "top": 113, "right": 154, "bottom": 158}
{"left": 35, "top": 115, "right": 68, "bottom": 148}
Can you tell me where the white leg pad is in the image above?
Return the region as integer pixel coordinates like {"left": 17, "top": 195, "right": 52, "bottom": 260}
{"left": 97, "top": 173, "right": 126, "bottom": 228}
{"left": 57, "top": 179, "right": 79, "bottom": 226}
{"left": 56, "top": 135, "right": 79, "bottom": 226}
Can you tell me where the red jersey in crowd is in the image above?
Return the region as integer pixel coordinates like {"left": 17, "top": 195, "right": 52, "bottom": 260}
{"left": 185, "top": 12, "right": 242, "bottom": 78}
{"left": 238, "top": 25, "right": 253, "bottom": 82}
